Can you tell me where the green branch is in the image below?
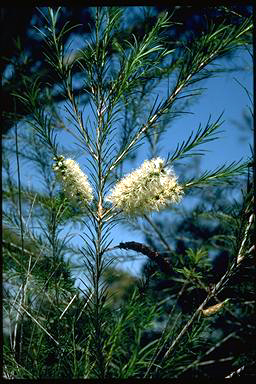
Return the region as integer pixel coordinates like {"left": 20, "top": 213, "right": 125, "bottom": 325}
{"left": 167, "top": 113, "right": 224, "bottom": 164}
{"left": 184, "top": 161, "right": 248, "bottom": 188}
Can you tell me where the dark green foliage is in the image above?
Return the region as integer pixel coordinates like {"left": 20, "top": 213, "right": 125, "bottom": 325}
{"left": 138, "top": 176, "right": 255, "bottom": 378}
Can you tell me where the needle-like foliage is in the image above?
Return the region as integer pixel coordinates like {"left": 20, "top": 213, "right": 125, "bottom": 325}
{"left": 3, "top": 6, "right": 254, "bottom": 379}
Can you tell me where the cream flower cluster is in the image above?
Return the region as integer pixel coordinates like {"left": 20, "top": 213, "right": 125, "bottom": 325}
{"left": 53, "top": 156, "right": 93, "bottom": 204}
{"left": 106, "top": 157, "right": 183, "bottom": 215}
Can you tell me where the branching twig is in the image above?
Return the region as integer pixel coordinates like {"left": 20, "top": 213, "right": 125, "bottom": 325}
{"left": 143, "top": 214, "right": 173, "bottom": 254}
{"left": 8, "top": 299, "right": 59, "bottom": 345}
{"left": 145, "top": 282, "right": 188, "bottom": 377}
{"left": 151, "top": 259, "right": 237, "bottom": 376}
{"left": 177, "top": 332, "right": 236, "bottom": 376}
{"left": 237, "top": 213, "right": 254, "bottom": 264}
{"left": 3, "top": 240, "right": 37, "bottom": 258}
{"left": 12, "top": 99, "right": 26, "bottom": 359}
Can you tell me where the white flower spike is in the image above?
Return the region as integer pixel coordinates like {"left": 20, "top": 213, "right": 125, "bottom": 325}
{"left": 53, "top": 156, "right": 93, "bottom": 204}
{"left": 106, "top": 157, "right": 183, "bottom": 216}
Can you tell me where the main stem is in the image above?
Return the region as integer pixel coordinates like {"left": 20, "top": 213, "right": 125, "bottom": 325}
{"left": 91, "top": 112, "right": 106, "bottom": 377}
{"left": 93, "top": 11, "right": 106, "bottom": 373}
{"left": 94, "top": 134, "right": 105, "bottom": 377}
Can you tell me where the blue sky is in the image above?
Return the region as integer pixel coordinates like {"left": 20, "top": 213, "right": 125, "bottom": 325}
{"left": 4, "top": 25, "right": 252, "bottom": 287}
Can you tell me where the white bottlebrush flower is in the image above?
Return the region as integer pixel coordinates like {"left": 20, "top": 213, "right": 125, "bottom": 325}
{"left": 53, "top": 156, "right": 93, "bottom": 204}
{"left": 106, "top": 157, "right": 183, "bottom": 216}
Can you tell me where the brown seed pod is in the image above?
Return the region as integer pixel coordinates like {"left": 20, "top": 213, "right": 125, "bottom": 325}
{"left": 202, "top": 300, "right": 229, "bottom": 316}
